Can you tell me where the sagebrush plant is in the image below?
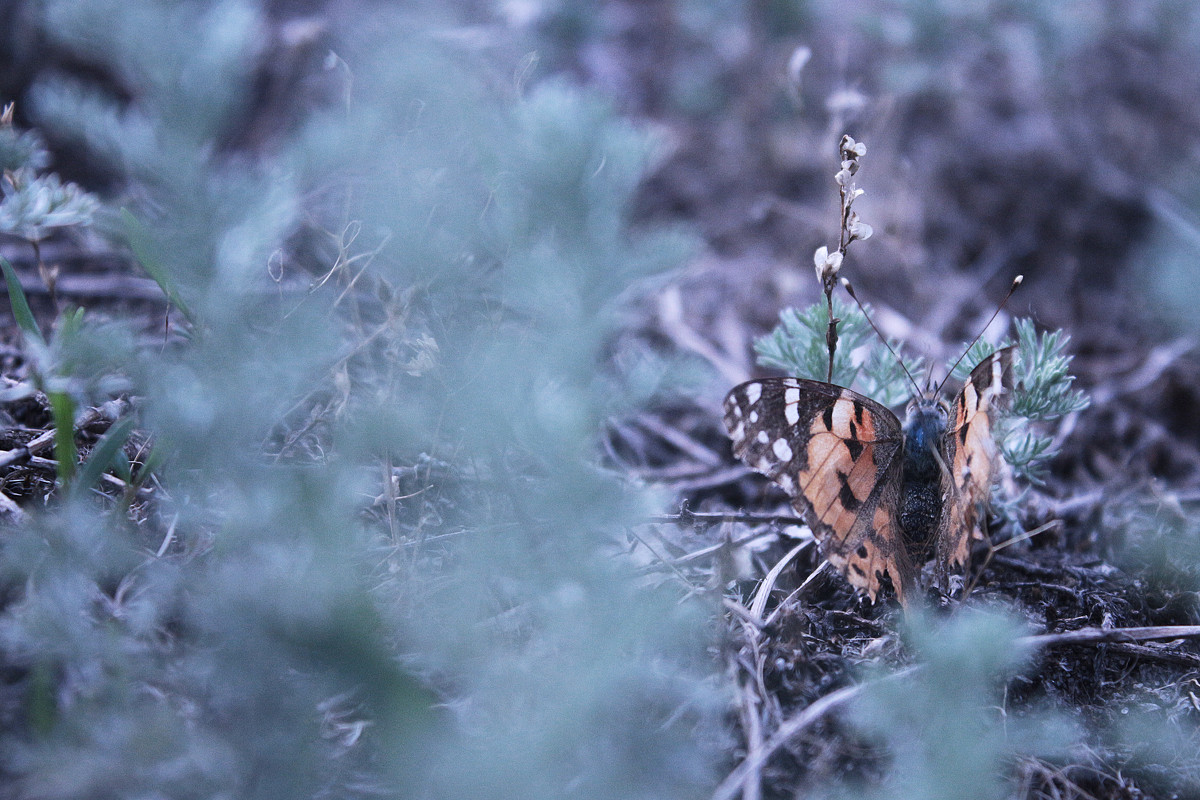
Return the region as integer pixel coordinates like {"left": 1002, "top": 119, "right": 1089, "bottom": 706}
{"left": 0, "top": 103, "right": 51, "bottom": 172}
{"left": 849, "top": 610, "right": 1076, "bottom": 800}
{"left": 755, "top": 295, "right": 925, "bottom": 408}
{"left": 0, "top": 103, "right": 99, "bottom": 256}
{"left": 757, "top": 136, "right": 1086, "bottom": 484}
{"left": 0, "top": 2, "right": 723, "bottom": 798}
{"left": 0, "top": 101, "right": 124, "bottom": 493}
{"left": 756, "top": 294, "right": 1088, "bottom": 482}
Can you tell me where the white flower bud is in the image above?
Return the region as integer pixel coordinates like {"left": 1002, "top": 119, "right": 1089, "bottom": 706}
{"left": 848, "top": 218, "right": 873, "bottom": 241}
{"left": 814, "top": 246, "right": 843, "bottom": 282}
{"left": 840, "top": 135, "right": 867, "bottom": 159}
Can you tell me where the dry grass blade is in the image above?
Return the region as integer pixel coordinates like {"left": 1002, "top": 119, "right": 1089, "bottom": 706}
{"left": 748, "top": 540, "right": 811, "bottom": 622}
{"left": 711, "top": 665, "right": 921, "bottom": 800}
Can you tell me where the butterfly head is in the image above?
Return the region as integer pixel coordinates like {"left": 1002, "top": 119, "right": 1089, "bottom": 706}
{"left": 902, "top": 394, "right": 951, "bottom": 469}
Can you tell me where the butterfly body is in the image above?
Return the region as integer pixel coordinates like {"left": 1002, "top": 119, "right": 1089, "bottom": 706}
{"left": 723, "top": 348, "right": 1015, "bottom": 605}
{"left": 898, "top": 399, "right": 950, "bottom": 550}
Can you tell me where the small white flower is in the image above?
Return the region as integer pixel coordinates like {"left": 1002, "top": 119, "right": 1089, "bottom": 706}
{"left": 835, "top": 168, "right": 852, "bottom": 186}
{"left": 813, "top": 246, "right": 843, "bottom": 282}
{"left": 848, "top": 217, "right": 873, "bottom": 241}
{"left": 840, "top": 135, "right": 867, "bottom": 158}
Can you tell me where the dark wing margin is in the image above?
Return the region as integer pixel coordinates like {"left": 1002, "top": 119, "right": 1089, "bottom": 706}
{"left": 936, "top": 346, "right": 1016, "bottom": 584}
{"left": 723, "top": 378, "right": 916, "bottom": 604}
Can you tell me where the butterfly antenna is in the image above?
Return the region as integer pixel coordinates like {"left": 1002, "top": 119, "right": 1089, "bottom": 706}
{"left": 936, "top": 274, "right": 1024, "bottom": 394}
{"left": 840, "top": 278, "right": 923, "bottom": 397}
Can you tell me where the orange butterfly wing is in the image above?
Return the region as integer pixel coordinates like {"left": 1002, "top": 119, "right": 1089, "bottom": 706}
{"left": 724, "top": 378, "right": 917, "bottom": 604}
{"left": 935, "top": 347, "right": 1015, "bottom": 585}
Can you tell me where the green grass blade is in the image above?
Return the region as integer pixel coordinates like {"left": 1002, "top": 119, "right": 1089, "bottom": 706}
{"left": 120, "top": 208, "right": 196, "bottom": 324}
{"left": 72, "top": 416, "right": 135, "bottom": 499}
{"left": 0, "top": 255, "right": 45, "bottom": 346}
{"left": 48, "top": 390, "right": 77, "bottom": 489}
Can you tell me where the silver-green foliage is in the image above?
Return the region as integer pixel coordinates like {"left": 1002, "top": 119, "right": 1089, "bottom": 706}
{"left": 754, "top": 295, "right": 925, "bottom": 408}
{"left": 950, "top": 319, "right": 1089, "bottom": 483}
{"left": 0, "top": 170, "right": 99, "bottom": 242}
{"left": 0, "top": 2, "right": 721, "bottom": 798}
{"left": 0, "top": 109, "right": 50, "bottom": 172}
{"left": 0, "top": 107, "right": 97, "bottom": 241}
{"left": 756, "top": 299, "right": 1087, "bottom": 481}
{"left": 845, "top": 610, "right": 1075, "bottom": 800}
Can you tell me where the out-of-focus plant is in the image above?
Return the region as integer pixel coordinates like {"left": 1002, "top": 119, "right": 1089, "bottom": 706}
{"left": 0, "top": 102, "right": 100, "bottom": 306}
{"left": 0, "top": 102, "right": 51, "bottom": 173}
{"left": 0, "top": 169, "right": 98, "bottom": 244}
{"left": 0, "top": 2, "right": 723, "bottom": 799}
{"left": 0, "top": 250, "right": 133, "bottom": 495}
{"left": 847, "top": 610, "right": 1075, "bottom": 800}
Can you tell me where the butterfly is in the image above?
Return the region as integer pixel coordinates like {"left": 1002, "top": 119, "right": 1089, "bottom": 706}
{"left": 723, "top": 347, "right": 1015, "bottom": 605}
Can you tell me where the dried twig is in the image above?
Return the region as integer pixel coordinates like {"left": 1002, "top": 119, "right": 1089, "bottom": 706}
{"left": 1018, "top": 625, "right": 1200, "bottom": 650}
{"left": 748, "top": 541, "right": 811, "bottom": 622}
{"left": 811, "top": 135, "right": 874, "bottom": 381}
{"left": 657, "top": 286, "right": 747, "bottom": 386}
{"left": 634, "top": 412, "right": 722, "bottom": 466}
{"left": 648, "top": 510, "right": 806, "bottom": 528}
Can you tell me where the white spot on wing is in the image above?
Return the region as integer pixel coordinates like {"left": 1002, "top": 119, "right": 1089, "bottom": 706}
{"left": 756, "top": 430, "right": 769, "bottom": 444}
{"left": 831, "top": 401, "right": 854, "bottom": 435}
{"left": 748, "top": 410, "right": 758, "bottom": 424}
{"left": 785, "top": 403, "right": 799, "bottom": 426}
{"left": 784, "top": 387, "right": 801, "bottom": 425}
{"left": 745, "top": 383, "right": 762, "bottom": 405}
{"left": 731, "top": 404, "right": 743, "bottom": 418}
{"left": 772, "top": 438, "right": 793, "bottom": 461}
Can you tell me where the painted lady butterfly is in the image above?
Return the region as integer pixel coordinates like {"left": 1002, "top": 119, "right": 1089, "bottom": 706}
{"left": 723, "top": 347, "right": 1015, "bottom": 605}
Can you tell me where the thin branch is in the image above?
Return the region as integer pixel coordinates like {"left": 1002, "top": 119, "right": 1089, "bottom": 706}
{"left": 648, "top": 510, "right": 807, "bottom": 528}
{"left": 1018, "top": 625, "right": 1200, "bottom": 650}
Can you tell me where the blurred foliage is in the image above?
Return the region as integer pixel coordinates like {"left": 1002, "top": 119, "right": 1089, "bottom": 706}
{"left": 0, "top": 1, "right": 722, "bottom": 797}
{"left": 0, "top": 103, "right": 50, "bottom": 172}
{"left": 1135, "top": 182, "right": 1200, "bottom": 338}
{"left": 0, "top": 169, "right": 98, "bottom": 242}
{"left": 1110, "top": 500, "right": 1200, "bottom": 597}
{"left": 0, "top": 105, "right": 97, "bottom": 242}
{"left": 845, "top": 610, "right": 1075, "bottom": 800}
